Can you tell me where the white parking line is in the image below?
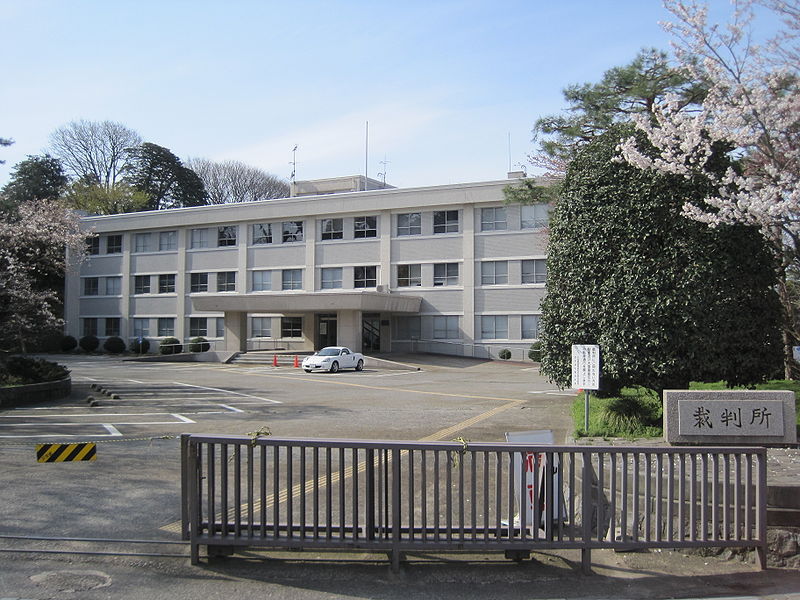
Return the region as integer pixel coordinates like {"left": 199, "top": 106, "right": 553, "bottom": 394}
{"left": 103, "top": 424, "right": 122, "bottom": 436}
{"left": 174, "top": 382, "right": 282, "bottom": 404}
{"left": 218, "top": 404, "right": 244, "bottom": 413}
{"left": 527, "top": 390, "right": 577, "bottom": 396}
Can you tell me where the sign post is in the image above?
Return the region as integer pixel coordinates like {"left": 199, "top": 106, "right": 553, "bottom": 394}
{"left": 571, "top": 345, "right": 600, "bottom": 433}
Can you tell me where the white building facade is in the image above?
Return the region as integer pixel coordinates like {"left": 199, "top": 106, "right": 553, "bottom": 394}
{"left": 65, "top": 176, "right": 550, "bottom": 359}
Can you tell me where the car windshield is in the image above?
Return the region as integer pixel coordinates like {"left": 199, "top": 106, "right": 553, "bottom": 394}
{"left": 318, "top": 348, "right": 341, "bottom": 356}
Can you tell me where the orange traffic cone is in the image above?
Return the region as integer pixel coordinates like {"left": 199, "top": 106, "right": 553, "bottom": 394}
{"left": 293, "top": 355, "right": 299, "bottom": 368}
{"left": 272, "top": 354, "right": 278, "bottom": 367}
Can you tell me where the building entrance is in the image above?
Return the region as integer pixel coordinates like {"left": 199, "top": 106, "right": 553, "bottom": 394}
{"left": 362, "top": 313, "right": 381, "bottom": 353}
{"left": 316, "top": 314, "right": 337, "bottom": 349}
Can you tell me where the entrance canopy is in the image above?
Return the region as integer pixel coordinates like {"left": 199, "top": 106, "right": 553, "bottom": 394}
{"left": 192, "top": 291, "right": 422, "bottom": 314}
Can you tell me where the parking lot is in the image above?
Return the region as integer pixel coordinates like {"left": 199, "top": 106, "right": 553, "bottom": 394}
{"left": 3, "top": 355, "right": 799, "bottom": 600}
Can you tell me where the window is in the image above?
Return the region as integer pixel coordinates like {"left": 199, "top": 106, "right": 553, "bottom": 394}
{"left": 395, "top": 316, "right": 421, "bottom": 340}
{"left": 397, "top": 264, "right": 421, "bottom": 287}
{"left": 83, "top": 277, "right": 99, "bottom": 296}
{"left": 82, "top": 318, "right": 98, "bottom": 337}
{"left": 433, "top": 210, "right": 459, "bottom": 234}
{"left": 252, "top": 270, "right": 271, "bottom": 292}
{"left": 134, "top": 232, "right": 151, "bottom": 253}
{"left": 217, "top": 271, "right": 236, "bottom": 292}
{"left": 282, "top": 269, "right": 302, "bottom": 290}
{"left": 189, "top": 317, "right": 207, "bottom": 337}
{"left": 433, "top": 316, "right": 459, "bottom": 339}
{"left": 106, "top": 234, "right": 122, "bottom": 254}
{"left": 481, "top": 315, "right": 508, "bottom": 339}
{"left": 321, "top": 267, "right": 343, "bottom": 289}
{"left": 158, "top": 274, "right": 176, "bottom": 294}
{"left": 521, "top": 259, "right": 547, "bottom": 284}
{"left": 281, "top": 316, "right": 302, "bottom": 338}
{"left": 134, "top": 275, "right": 151, "bottom": 294}
{"left": 252, "top": 317, "right": 271, "bottom": 337}
{"left": 86, "top": 236, "right": 99, "bottom": 255}
{"left": 282, "top": 221, "right": 303, "bottom": 242}
{"left": 216, "top": 317, "right": 225, "bottom": 338}
{"left": 481, "top": 207, "right": 507, "bottom": 231}
{"left": 481, "top": 261, "right": 508, "bottom": 285}
{"left": 218, "top": 225, "right": 237, "bottom": 247}
{"left": 105, "top": 317, "right": 120, "bottom": 337}
{"left": 354, "top": 215, "right": 377, "bottom": 238}
{"left": 190, "top": 272, "right": 208, "bottom": 293}
{"left": 433, "top": 263, "right": 459, "bottom": 286}
{"left": 397, "top": 212, "right": 421, "bottom": 236}
{"left": 320, "top": 218, "right": 343, "bottom": 240}
{"left": 159, "top": 230, "right": 177, "bottom": 251}
{"left": 522, "top": 315, "right": 540, "bottom": 339}
{"left": 105, "top": 276, "right": 122, "bottom": 295}
{"left": 521, "top": 204, "right": 550, "bottom": 229}
{"left": 133, "top": 318, "right": 150, "bottom": 338}
{"left": 354, "top": 265, "right": 377, "bottom": 288}
{"left": 158, "top": 317, "right": 175, "bottom": 337}
{"left": 190, "top": 228, "right": 208, "bottom": 249}
{"left": 252, "top": 223, "right": 272, "bottom": 244}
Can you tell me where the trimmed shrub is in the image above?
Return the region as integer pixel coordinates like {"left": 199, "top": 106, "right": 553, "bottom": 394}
{"left": 103, "top": 336, "right": 126, "bottom": 354}
{"left": 188, "top": 336, "right": 210, "bottom": 352}
{"left": 130, "top": 337, "right": 150, "bottom": 354}
{"left": 528, "top": 342, "right": 542, "bottom": 362}
{"left": 0, "top": 356, "right": 69, "bottom": 385}
{"left": 160, "top": 337, "right": 182, "bottom": 355}
{"left": 60, "top": 335, "right": 78, "bottom": 352}
{"left": 498, "top": 349, "right": 512, "bottom": 360}
{"left": 79, "top": 335, "right": 100, "bottom": 353}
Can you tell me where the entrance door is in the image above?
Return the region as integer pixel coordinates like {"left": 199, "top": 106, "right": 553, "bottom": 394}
{"left": 362, "top": 313, "right": 381, "bottom": 353}
{"left": 316, "top": 314, "right": 337, "bottom": 349}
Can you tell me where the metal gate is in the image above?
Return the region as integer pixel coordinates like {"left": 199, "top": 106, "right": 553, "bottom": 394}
{"left": 180, "top": 435, "right": 768, "bottom": 572}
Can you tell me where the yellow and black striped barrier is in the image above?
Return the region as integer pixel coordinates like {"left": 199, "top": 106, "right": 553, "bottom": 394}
{"left": 36, "top": 442, "right": 97, "bottom": 463}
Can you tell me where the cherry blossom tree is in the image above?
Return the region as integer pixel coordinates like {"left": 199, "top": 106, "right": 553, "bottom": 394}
{"left": 0, "top": 199, "right": 86, "bottom": 351}
{"left": 619, "top": 0, "right": 800, "bottom": 377}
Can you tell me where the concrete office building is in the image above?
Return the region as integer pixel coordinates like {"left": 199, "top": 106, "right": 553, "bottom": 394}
{"left": 65, "top": 174, "right": 550, "bottom": 359}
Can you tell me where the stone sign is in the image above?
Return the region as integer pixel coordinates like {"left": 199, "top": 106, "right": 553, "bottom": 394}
{"left": 664, "top": 390, "right": 797, "bottom": 445}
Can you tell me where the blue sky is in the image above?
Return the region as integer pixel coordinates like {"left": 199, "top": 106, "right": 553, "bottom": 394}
{"left": 0, "top": 1, "right": 781, "bottom": 189}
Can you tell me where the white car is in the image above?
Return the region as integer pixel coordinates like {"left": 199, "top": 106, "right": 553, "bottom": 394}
{"left": 302, "top": 346, "right": 365, "bottom": 373}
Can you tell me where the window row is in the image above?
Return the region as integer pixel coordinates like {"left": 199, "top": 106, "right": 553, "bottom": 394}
{"left": 394, "top": 259, "right": 546, "bottom": 288}
{"left": 394, "top": 314, "right": 541, "bottom": 341}
{"left": 82, "top": 316, "right": 304, "bottom": 340}
{"left": 86, "top": 205, "right": 551, "bottom": 257}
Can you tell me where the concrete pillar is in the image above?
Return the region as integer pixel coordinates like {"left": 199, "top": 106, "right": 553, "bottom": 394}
{"left": 337, "top": 310, "right": 360, "bottom": 351}
{"left": 224, "top": 311, "right": 248, "bottom": 352}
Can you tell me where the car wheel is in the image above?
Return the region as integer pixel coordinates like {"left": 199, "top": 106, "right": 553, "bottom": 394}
{"left": 303, "top": 369, "right": 311, "bottom": 373}
{"left": 355, "top": 359, "right": 364, "bottom": 371}
{"left": 329, "top": 361, "right": 339, "bottom": 373}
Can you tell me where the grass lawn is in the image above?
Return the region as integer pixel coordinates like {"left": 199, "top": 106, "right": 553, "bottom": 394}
{"left": 572, "top": 380, "right": 800, "bottom": 438}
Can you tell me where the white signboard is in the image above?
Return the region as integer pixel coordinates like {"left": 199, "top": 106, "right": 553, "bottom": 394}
{"left": 793, "top": 346, "right": 800, "bottom": 363}
{"left": 571, "top": 344, "right": 600, "bottom": 390}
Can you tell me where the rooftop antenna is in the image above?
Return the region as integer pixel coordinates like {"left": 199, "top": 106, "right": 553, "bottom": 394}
{"left": 508, "top": 132, "right": 512, "bottom": 172}
{"left": 378, "top": 154, "right": 389, "bottom": 188}
{"left": 289, "top": 145, "right": 298, "bottom": 182}
{"left": 364, "top": 121, "right": 369, "bottom": 191}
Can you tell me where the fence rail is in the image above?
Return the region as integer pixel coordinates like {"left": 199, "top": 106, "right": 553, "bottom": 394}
{"left": 180, "top": 435, "right": 767, "bottom": 572}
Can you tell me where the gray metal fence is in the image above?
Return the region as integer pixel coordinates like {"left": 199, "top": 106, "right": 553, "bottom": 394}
{"left": 180, "top": 435, "right": 767, "bottom": 572}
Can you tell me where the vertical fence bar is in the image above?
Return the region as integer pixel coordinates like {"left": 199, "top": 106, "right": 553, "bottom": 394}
{"left": 447, "top": 450, "right": 453, "bottom": 542}
{"left": 366, "top": 448, "right": 375, "bottom": 541}
{"left": 545, "top": 451, "right": 554, "bottom": 541}
{"left": 483, "top": 452, "right": 490, "bottom": 543}
{"left": 408, "top": 449, "right": 415, "bottom": 541}
{"left": 180, "top": 434, "right": 190, "bottom": 541}
{"left": 701, "top": 453, "right": 708, "bottom": 542}
{"left": 734, "top": 453, "right": 741, "bottom": 541}
{"left": 300, "top": 447, "right": 307, "bottom": 539}
{"left": 644, "top": 452, "right": 652, "bottom": 542}
{"left": 632, "top": 452, "right": 639, "bottom": 542}
{"left": 220, "top": 444, "right": 229, "bottom": 538}
{"left": 421, "top": 451, "right": 427, "bottom": 541}
{"left": 313, "top": 446, "right": 320, "bottom": 539}
{"left": 520, "top": 452, "right": 528, "bottom": 541}
{"left": 286, "top": 446, "right": 294, "bottom": 540}
{"left": 595, "top": 452, "right": 604, "bottom": 543}
{"left": 188, "top": 440, "right": 200, "bottom": 564}
{"left": 470, "top": 451, "right": 477, "bottom": 541}
{"left": 667, "top": 453, "right": 675, "bottom": 543}
{"left": 711, "top": 453, "right": 719, "bottom": 542}
{"left": 352, "top": 447, "right": 359, "bottom": 542}
{"left": 391, "top": 447, "right": 401, "bottom": 572}
{"left": 272, "top": 446, "right": 280, "bottom": 539}
{"left": 339, "top": 447, "right": 345, "bottom": 541}
{"left": 744, "top": 453, "right": 753, "bottom": 541}
{"left": 722, "top": 453, "right": 730, "bottom": 541}
{"left": 326, "top": 447, "right": 333, "bottom": 540}
{"left": 581, "top": 450, "right": 592, "bottom": 574}
{"left": 495, "top": 451, "right": 502, "bottom": 539}
{"left": 434, "top": 451, "right": 441, "bottom": 542}
{"left": 690, "top": 454, "right": 697, "bottom": 541}
{"left": 507, "top": 451, "right": 515, "bottom": 540}
{"left": 247, "top": 444, "right": 254, "bottom": 538}
{"left": 621, "top": 452, "right": 629, "bottom": 542}
{"left": 655, "top": 453, "right": 663, "bottom": 542}
{"left": 557, "top": 451, "right": 565, "bottom": 541}
{"left": 260, "top": 445, "right": 266, "bottom": 538}
{"left": 569, "top": 451, "right": 576, "bottom": 543}
{"left": 755, "top": 450, "right": 767, "bottom": 569}
{"left": 207, "top": 444, "right": 216, "bottom": 540}
{"left": 234, "top": 444, "right": 242, "bottom": 537}
{"left": 609, "top": 452, "right": 617, "bottom": 543}
{"left": 458, "top": 451, "right": 465, "bottom": 542}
